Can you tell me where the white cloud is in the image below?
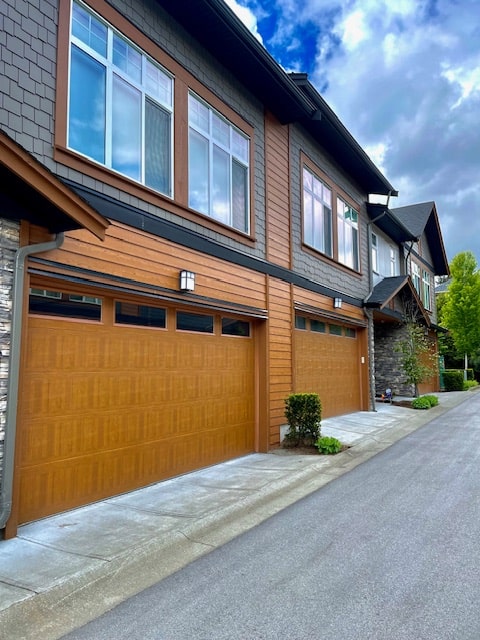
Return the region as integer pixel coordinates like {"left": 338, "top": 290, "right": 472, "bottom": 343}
{"left": 224, "top": 0, "right": 264, "bottom": 43}
{"left": 227, "top": 0, "right": 480, "bottom": 264}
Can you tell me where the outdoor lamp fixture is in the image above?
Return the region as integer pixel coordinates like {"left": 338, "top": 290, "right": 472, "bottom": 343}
{"left": 179, "top": 270, "right": 195, "bottom": 292}
{"left": 333, "top": 297, "right": 342, "bottom": 309}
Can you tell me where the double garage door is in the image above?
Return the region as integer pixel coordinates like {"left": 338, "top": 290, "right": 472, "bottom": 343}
{"left": 17, "top": 287, "right": 255, "bottom": 524}
{"left": 295, "top": 315, "right": 363, "bottom": 418}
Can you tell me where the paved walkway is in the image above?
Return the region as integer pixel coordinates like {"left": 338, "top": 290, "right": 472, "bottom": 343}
{"left": 0, "top": 391, "right": 473, "bottom": 640}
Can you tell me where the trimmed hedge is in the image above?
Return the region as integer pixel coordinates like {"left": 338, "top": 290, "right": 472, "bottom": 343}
{"left": 412, "top": 395, "right": 439, "bottom": 410}
{"left": 284, "top": 393, "right": 322, "bottom": 445}
{"left": 443, "top": 370, "right": 464, "bottom": 391}
{"left": 412, "top": 397, "right": 431, "bottom": 410}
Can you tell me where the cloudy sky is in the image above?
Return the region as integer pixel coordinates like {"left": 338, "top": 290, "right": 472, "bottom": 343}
{"left": 225, "top": 0, "right": 480, "bottom": 267}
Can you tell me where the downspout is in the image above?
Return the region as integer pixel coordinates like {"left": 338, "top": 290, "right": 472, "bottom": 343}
{"left": 0, "top": 232, "right": 65, "bottom": 531}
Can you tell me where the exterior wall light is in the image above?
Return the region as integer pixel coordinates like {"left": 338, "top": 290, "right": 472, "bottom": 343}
{"left": 333, "top": 297, "right": 342, "bottom": 309}
{"left": 179, "top": 270, "right": 195, "bottom": 292}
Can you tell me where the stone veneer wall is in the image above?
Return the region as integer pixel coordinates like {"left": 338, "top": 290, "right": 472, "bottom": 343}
{"left": 374, "top": 322, "right": 415, "bottom": 398}
{"left": 0, "top": 219, "right": 20, "bottom": 483}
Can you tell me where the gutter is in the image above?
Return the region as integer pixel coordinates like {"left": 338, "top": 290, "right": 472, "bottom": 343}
{"left": 0, "top": 233, "right": 65, "bottom": 532}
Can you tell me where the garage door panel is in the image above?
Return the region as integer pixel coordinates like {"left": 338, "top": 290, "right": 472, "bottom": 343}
{"left": 295, "top": 327, "right": 362, "bottom": 418}
{"left": 18, "top": 308, "right": 255, "bottom": 524}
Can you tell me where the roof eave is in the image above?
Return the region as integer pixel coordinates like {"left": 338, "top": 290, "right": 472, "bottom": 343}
{"left": 156, "top": 1, "right": 397, "bottom": 197}
{"left": 0, "top": 130, "right": 109, "bottom": 240}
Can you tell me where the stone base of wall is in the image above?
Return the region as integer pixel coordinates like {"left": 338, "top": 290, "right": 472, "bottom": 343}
{"left": 374, "top": 322, "right": 415, "bottom": 398}
{"left": 0, "top": 218, "right": 20, "bottom": 481}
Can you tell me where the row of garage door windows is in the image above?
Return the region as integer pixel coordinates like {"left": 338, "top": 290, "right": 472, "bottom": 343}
{"left": 295, "top": 314, "right": 357, "bottom": 338}
{"left": 29, "top": 288, "right": 251, "bottom": 337}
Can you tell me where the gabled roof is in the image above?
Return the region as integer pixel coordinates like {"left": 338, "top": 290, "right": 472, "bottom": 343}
{"left": 390, "top": 202, "right": 449, "bottom": 276}
{"left": 155, "top": 0, "right": 396, "bottom": 197}
{"left": 366, "top": 203, "right": 417, "bottom": 245}
{"left": 365, "top": 275, "right": 431, "bottom": 325}
{"left": 365, "top": 276, "right": 410, "bottom": 307}
{"left": 0, "top": 130, "right": 109, "bottom": 240}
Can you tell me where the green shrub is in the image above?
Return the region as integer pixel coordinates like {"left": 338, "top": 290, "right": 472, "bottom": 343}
{"left": 412, "top": 396, "right": 431, "bottom": 410}
{"left": 422, "top": 395, "right": 439, "bottom": 407}
{"left": 463, "top": 379, "right": 479, "bottom": 390}
{"left": 284, "top": 393, "right": 321, "bottom": 445}
{"left": 315, "top": 436, "right": 343, "bottom": 455}
{"left": 443, "top": 370, "right": 464, "bottom": 391}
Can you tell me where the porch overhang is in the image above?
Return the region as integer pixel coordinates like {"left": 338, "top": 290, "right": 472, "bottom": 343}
{"left": 365, "top": 275, "right": 431, "bottom": 326}
{"left": 0, "top": 130, "right": 109, "bottom": 240}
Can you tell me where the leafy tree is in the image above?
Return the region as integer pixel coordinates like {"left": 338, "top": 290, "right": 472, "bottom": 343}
{"left": 441, "top": 251, "right": 480, "bottom": 375}
{"left": 395, "top": 322, "right": 437, "bottom": 397}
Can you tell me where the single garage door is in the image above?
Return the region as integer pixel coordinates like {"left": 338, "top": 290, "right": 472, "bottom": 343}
{"left": 294, "top": 316, "right": 362, "bottom": 418}
{"left": 17, "top": 287, "right": 255, "bottom": 524}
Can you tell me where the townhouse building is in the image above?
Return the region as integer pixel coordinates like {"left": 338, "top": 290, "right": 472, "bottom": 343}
{"left": 0, "top": 0, "right": 446, "bottom": 537}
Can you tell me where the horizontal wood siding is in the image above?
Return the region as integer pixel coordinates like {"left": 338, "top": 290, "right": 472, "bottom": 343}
{"left": 267, "top": 277, "right": 293, "bottom": 446}
{"left": 265, "top": 112, "right": 290, "bottom": 269}
{"left": 29, "top": 223, "right": 267, "bottom": 311}
{"left": 293, "top": 285, "right": 366, "bottom": 324}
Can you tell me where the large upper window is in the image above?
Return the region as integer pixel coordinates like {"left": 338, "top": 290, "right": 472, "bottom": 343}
{"left": 411, "top": 261, "right": 421, "bottom": 294}
{"left": 390, "top": 246, "right": 397, "bottom": 276}
{"left": 371, "top": 232, "right": 378, "bottom": 273}
{"left": 188, "top": 93, "right": 250, "bottom": 233}
{"left": 303, "top": 167, "right": 332, "bottom": 257}
{"left": 68, "top": 1, "right": 173, "bottom": 196}
{"left": 337, "top": 198, "right": 359, "bottom": 271}
{"left": 422, "top": 270, "right": 431, "bottom": 309}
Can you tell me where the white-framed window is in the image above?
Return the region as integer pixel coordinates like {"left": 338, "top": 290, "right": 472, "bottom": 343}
{"left": 337, "top": 198, "right": 359, "bottom": 271}
{"left": 68, "top": 1, "right": 174, "bottom": 196}
{"left": 422, "top": 270, "right": 431, "bottom": 309}
{"left": 411, "top": 261, "right": 421, "bottom": 294}
{"left": 390, "top": 246, "right": 397, "bottom": 276}
{"left": 188, "top": 93, "right": 250, "bottom": 233}
{"left": 302, "top": 166, "right": 333, "bottom": 257}
{"left": 371, "top": 232, "right": 378, "bottom": 273}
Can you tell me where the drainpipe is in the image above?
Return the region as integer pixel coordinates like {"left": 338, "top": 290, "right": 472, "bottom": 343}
{"left": 365, "top": 205, "right": 389, "bottom": 411}
{"left": 0, "top": 232, "right": 65, "bottom": 531}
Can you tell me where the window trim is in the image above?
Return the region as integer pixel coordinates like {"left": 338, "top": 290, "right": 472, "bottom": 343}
{"left": 411, "top": 260, "right": 421, "bottom": 294}
{"left": 302, "top": 165, "right": 333, "bottom": 258}
{"left": 422, "top": 269, "right": 431, "bottom": 310}
{"left": 188, "top": 91, "right": 250, "bottom": 234}
{"left": 55, "top": 0, "right": 256, "bottom": 245}
{"left": 390, "top": 245, "right": 397, "bottom": 276}
{"left": 301, "top": 153, "right": 362, "bottom": 274}
{"left": 67, "top": 0, "right": 174, "bottom": 197}
{"left": 371, "top": 232, "right": 378, "bottom": 273}
{"left": 337, "top": 196, "right": 359, "bottom": 271}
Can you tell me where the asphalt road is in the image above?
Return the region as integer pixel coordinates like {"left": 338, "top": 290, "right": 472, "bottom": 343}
{"left": 63, "top": 393, "right": 480, "bottom": 640}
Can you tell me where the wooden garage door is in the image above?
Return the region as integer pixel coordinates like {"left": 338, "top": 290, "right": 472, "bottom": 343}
{"left": 294, "top": 318, "right": 362, "bottom": 418}
{"left": 17, "top": 293, "right": 255, "bottom": 524}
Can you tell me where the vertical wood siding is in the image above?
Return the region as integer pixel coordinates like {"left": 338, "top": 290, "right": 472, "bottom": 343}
{"left": 267, "top": 277, "right": 293, "bottom": 446}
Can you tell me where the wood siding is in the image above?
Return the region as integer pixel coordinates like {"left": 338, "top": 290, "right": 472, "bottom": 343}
{"left": 30, "top": 222, "right": 267, "bottom": 311}
{"left": 267, "top": 278, "right": 293, "bottom": 446}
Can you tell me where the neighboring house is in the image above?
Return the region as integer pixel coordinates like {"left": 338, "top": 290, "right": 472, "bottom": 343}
{"left": 3, "top": 0, "right": 445, "bottom": 538}
{"left": 365, "top": 201, "right": 449, "bottom": 397}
